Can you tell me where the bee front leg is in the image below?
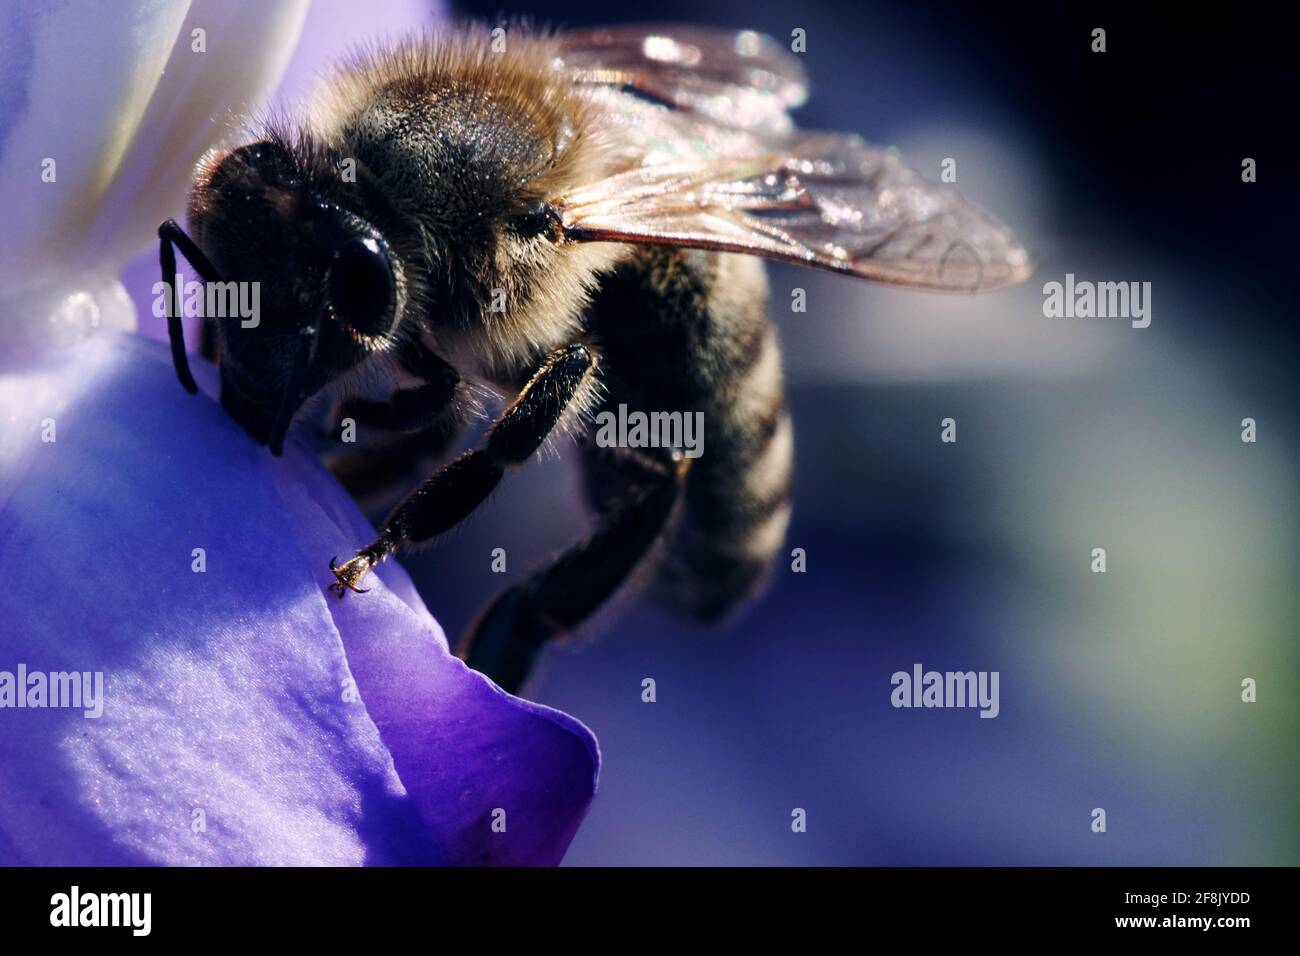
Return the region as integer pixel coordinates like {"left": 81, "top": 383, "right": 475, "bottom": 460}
{"left": 324, "top": 344, "right": 466, "bottom": 502}
{"left": 328, "top": 343, "right": 596, "bottom": 598}
{"left": 335, "top": 344, "right": 460, "bottom": 435}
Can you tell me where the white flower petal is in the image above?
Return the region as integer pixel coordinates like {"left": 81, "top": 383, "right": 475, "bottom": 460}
{"left": 0, "top": 0, "right": 308, "bottom": 344}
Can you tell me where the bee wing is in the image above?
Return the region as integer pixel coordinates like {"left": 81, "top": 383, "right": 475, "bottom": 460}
{"left": 557, "top": 24, "right": 807, "bottom": 137}
{"left": 554, "top": 130, "right": 1034, "bottom": 292}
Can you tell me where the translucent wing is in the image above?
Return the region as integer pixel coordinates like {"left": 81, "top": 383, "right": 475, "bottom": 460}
{"left": 554, "top": 26, "right": 1032, "bottom": 291}
{"left": 557, "top": 24, "right": 807, "bottom": 137}
{"left": 555, "top": 130, "right": 1033, "bottom": 292}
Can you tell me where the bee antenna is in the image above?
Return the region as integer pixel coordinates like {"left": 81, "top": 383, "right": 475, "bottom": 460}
{"left": 157, "top": 219, "right": 224, "bottom": 394}
{"left": 266, "top": 317, "right": 326, "bottom": 458}
{"left": 158, "top": 223, "right": 197, "bottom": 394}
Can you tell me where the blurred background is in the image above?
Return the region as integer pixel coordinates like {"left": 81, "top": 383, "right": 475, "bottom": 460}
{"left": 129, "top": 0, "right": 1298, "bottom": 864}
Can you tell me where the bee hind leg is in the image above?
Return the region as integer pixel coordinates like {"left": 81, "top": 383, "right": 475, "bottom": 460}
{"left": 460, "top": 445, "right": 687, "bottom": 693}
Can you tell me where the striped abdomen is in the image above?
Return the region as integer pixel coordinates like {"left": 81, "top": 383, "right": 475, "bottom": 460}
{"left": 583, "top": 246, "right": 792, "bottom": 622}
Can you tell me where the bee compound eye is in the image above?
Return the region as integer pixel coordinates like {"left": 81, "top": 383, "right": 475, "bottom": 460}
{"left": 328, "top": 235, "right": 396, "bottom": 338}
{"left": 515, "top": 200, "right": 557, "bottom": 239}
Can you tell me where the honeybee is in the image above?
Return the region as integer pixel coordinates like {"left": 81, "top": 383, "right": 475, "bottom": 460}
{"left": 160, "top": 24, "right": 1031, "bottom": 691}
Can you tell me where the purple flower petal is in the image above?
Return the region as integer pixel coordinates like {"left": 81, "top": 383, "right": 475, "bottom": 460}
{"left": 0, "top": 332, "right": 597, "bottom": 865}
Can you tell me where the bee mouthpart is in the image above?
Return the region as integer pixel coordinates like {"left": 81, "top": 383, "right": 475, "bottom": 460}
{"left": 264, "top": 320, "right": 327, "bottom": 457}
{"left": 219, "top": 375, "right": 275, "bottom": 447}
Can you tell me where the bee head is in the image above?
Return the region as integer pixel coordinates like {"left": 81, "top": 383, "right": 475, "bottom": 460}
{"left": 185, "top": 139, "right": 405, "bottom": 453}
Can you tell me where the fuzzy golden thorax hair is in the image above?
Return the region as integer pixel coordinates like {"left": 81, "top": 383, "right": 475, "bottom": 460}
{"left": 295, "top": 25, "right": 626, "bottom": 382}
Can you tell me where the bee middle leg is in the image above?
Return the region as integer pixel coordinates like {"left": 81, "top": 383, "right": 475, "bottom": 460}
{"left": 459, "top": 444, "right": 687, "bottom": 693}
{"left": 328, "top": 343, "right": 595, "bottom": 596}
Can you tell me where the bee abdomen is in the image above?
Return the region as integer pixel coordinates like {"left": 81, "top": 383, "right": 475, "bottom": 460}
{"left": 654, "top": 326, "right": 794, "bottom": 622}
{"left": 583, "top": 247, "right": 792, "bottom": 623}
